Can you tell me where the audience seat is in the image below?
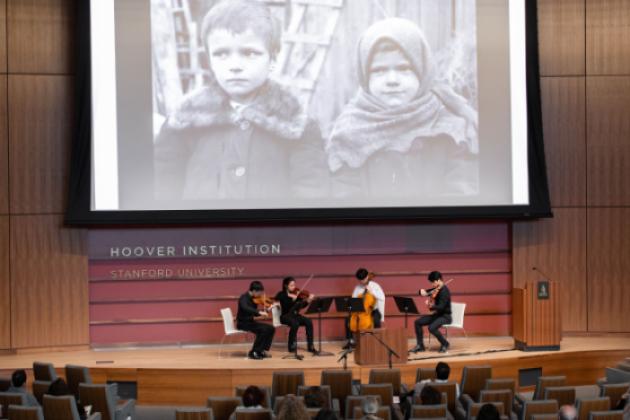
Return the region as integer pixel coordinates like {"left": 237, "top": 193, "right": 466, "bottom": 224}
{"left": 460, "top": 366, "right": 492, "bottom": 402}
{"left": 65, "top": 365, "right": 93, "bottom": 402}
{"left": 32, "top": 362, "right": 57, "bottom": 382}
{"left": 411, "top": 403, "right": 453, "bottom": 420}
{"left": 206, "top": 397, "right": 241, "bottom": 420}
{"left": 0, "top": 378, "right": 10, "bottom": 392}
{"left": 297, "top": 384, "right": 338, "bottom": 412}
{"left": 0, "top": 393, "right": 27, "bottom": 418}
{"left": 465, "top": 401, "right": 504, "bottom": 420}
{"left": 479, "top": 389, "right": 516, "bottom": 420}
{"left": 31, "top": 381, "right": 51, "bottom": 405}
{"left": 78, "top": 383, "right": 135, "bottom": 420}
{"left": 234, "top": 386, "right": 271, "bottom": 409}
{"left": 6, "top": 405, "right": 44, "bottom": 420}
{"left": 43, "top": 395, "right": 101, "bottom": 420}
{"left": 321, "top": 369, "right": 353, "bottom": 416}
{"left": 369, "top": 368, "right": 408, "bottom": 396}
{"left": 234, "top": 409, "right": 272, "bottom": 420}
{"left": 485, "top": 378, "right": 516, "bottom": 394}
{"left": 174, "top": 408, "right": 213, "bottom": 420}
{"left": 598, "top": 382, "right": 630, "bottom": 409}
{"left": 516, "top": 376, "right": 566, "bottom": 408}
{"left": 416, "top": 367, "right": 437, "bottom": 383}
{"left": 345, "top": 395, "right": 381, "bottom": 420}
{"left": 588, "top": 410, "right": 624, "bottom": 420}
{"left": 352, "top": 404, "right": 391, "bottom": 420}
{"left": 576, "top": 397, "right": 611, "bottom": 420}
{"left": 271, "top": 371, "right": 304, "bottom": 402}
{"left": 543, "top": 386, "right": 576, "bottom": 407}
{"left": 360, "top": 383, "right": 394, "bottom": 407}
{"left": 429, "top": 381, "right": 460, "bottom": 417}
{"left": 272, "top": 396, "right": 304, "bottom": 416}
{"left": 519, "top": 399, "right": 558, "bottom": 420}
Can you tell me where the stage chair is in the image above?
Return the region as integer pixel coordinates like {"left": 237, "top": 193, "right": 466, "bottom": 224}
{"left": 31, "top": 381, "right": 51, "bottom": 405}
{"left": 588, "top": 410, "right": 625, "bottom": 420}
{"left": 465, "top": 401, "right": 504, "bottom": 420}
{"left": 0, "top": 393, "right": 27, "bottom": 418}
{"left": 271, "top": 371, "right": 304, "bottom": 402}
{"left": 234, "top": 409, "right": 272, "bottom": 420}
{"left": 219, "top": 308, "right": 250, "bottom": 359}
{"left": 234, "top": 385, "right": 272, "bottom": 409}
{"left": 485, "top": 378, "right": 516, "bottom": 394}
{"left": 479, "top": 390, "right": 516, "bottom": 420}
{"left": 576, "top": 397, "right": 610, "bottom": 420}
{"left": 369, "top": 368, "right": 408, "bottom": 396}
{"left": 0, "top": 378, "right": 10, "bottom": 392}
{"left": 6, "top": 404, "right": 44, "bottom": 420}
{"left": 206, "top": 397, "right": 241, "bottom": 420}
{"left": 32, "top": 362, "right": 57, "bottom": 382}
{"left": 78, "top": 383, "right": 135, "bottom": 420}
{"left": 345, "top": 395, "right": 382, "bottom": 420}
{"left": 270, "top": 306, "right": 289, "bottom": 345}
{"left": 43, "top": 395, "right": 101, "bottom": 420}
{"left": 598, "top": 382, "right": 630, "bottom": 409}
{"left": 416, "top": 367, "right": 437, "bottom": 383}
{"left": 460, "top": 366, "right": 492, "bottom": 402}
{"left": 174, "top": 408, "right": 213, "bottom": 420}
{"left": 360, "top": 383, "right": 394, "bottom": 407}
{"left": 321, "top": 369, "right": 352, "bottom": 417}
{"left": 544, "top": 386, "right": 576, "bottom": 407}
{"left": 429, "top": 303, "right": 467, "bottom": 347}
{"left": 272, "top": 396, "right": 304, "bottom": 415}
{"left": 65, "top": 365, "right": 93, "bottom": 402}
{"left": 519, "top": 400, "right": 558, "bottom": 420}
{"left": 297, "top": 385, "right": 336, "bottom": 411}
{"left": 516, "top": 376, "right": 566, "bottom": 407}
{"left": 411, "top": 403, "right": 452, "bottom": 420}
{"left": 352, "top": 405, "right": 391, "bottom": 420}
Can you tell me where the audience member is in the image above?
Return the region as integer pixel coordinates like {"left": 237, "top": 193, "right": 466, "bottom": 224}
{"left": 559, "top": 404, "right": 578, "bottom": 420}
{"left": 7, "top": 369, "right": 39, "bottom": 407}
{"left": 477, "top": 403, "right": 501, "bottom": 420}
{"left": 277, "top": 394, "right": 310, "bottom": 420}
{"left": 48, "top": 378, "right": 87, "bottom": 420}
{"left": 229, "top": 385, "right": 266, "bottom": 420}
{"left": 420, "top": 385, "right": 442, "bottom": 405}
{"left": 313, "top": 408, "right": 339, "bottom": 420}
{"left": 360, "top": 395, "right": 383, "bottom": 420}
{"left": 303, "top": 385, "right": 327, "bottom": 409}
{"left": 412, "top": 362, "right": 460, "bottom": 399}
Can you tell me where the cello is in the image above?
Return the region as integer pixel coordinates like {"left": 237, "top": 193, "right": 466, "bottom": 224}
{"left": 349, "top": 288, "right": 376, "bottom": 332}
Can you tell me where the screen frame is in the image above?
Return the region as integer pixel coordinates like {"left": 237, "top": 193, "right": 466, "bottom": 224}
{"left": 66, "top": 0, "right": 552, "bottom": 225}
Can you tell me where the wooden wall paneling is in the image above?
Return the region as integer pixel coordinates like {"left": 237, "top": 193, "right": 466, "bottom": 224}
{"left": 8, "top": 75, "right": 74, "bottom": 214}
{"left": 0, "top": 0, "right": 6, "bottom": 73}
{"left": 587, "top": 208, "right": 630, "bottom": 332}
{"left": 538, "top": 0, "right": 586, "bottom": 76}
{"left": 10, "top": 215, "right": 88, "bottom": 348}
{"left": 0, "top": 75, "right": 7, "bottom": 214}
{"left": 586, "top": 0, "right": 630, "bottom": 75}
{"left": 6, "top": 0, "right": 75, "bottom": 74}
{"left": 540, "top": 77, "right": 586, "bottom": 206}
{"left": 0, "top": 216, "right": 9, "bottom": 349}
{"left": 586, "top": 76, "right": 630, "bottom": 206}
{"left": 512, "top": 208, "right": 587, "bottom": 332}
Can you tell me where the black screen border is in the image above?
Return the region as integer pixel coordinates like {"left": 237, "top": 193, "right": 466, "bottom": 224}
{"left": 65, "top": 0, "right": 551, "bottom": 226}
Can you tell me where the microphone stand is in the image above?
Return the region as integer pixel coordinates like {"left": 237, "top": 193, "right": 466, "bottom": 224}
{"left": 337, "top": 348, "right": 352, "bottom": 370}
{"left": 360, "top": 331, "right": 400, "bottom": 369}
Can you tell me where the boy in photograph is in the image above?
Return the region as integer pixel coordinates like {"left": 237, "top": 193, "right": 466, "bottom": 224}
{"left": 326, "top": 18, "right": 478, "bottom": 200}
{"left": 154, "top": 0, "right": 328, "bottom": 202}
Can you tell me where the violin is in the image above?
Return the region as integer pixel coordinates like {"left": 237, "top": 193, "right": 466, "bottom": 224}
{"left": 253, "top": 294, "right": 277, "bottom": 312}
{"left": 421, "top": 278, "right": 453, "bottom": 311}
{"left": 289, "top": 288, "right": 312, "bottom": 300}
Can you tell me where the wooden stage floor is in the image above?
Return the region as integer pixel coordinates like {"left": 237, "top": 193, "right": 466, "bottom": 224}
{"left": 1, "top": 336, "right": 629, "bottom": 406}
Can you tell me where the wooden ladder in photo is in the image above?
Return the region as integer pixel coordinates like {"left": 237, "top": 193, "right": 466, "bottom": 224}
{"left": 169, "top": 0, "right": 207, "bottom": 93}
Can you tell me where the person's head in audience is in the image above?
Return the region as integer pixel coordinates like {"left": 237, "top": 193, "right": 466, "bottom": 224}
{"left": 48, "top": 378, "right": 72, "bottom": 396}
{"left": 242, "top": 385, "right": 265, "bottom": 407}
{"left": 435, "top": 362, "right": 451, "bottom": 381}
{"left": 477, "top": 403, "right": 501, "bottom": 420}
{"left": 559, "top": 404, "right": 578, "bottom": 420}
{"left": 420, "top": 385, "right": 441, "bottom": 405}
{"left": 361, "top": 395, "right": 380, "bottom": 418}
{"left": 11, "top": 369, "right": 27, "bottom": 389}
{"left": 303, "top": 386, "right": 326, "bottom": 409}
{"left": 277, "top": 394, "right": 310, "bottom": 420}
{"left": 314, "top": 408, "right": 338, "bottom": 420}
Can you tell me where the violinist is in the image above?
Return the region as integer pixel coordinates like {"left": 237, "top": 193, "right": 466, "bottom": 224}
{"left": 410, "top": 271, "right": 452, "bottom": 354}
{"left": 274, "top": 276, "right": 319, "bottom": 355}
{"left": 237, "top": 281, "right": 276, "bottom": 360}
{"left": 343, "top": 268, "right": 386, "bottom": 349}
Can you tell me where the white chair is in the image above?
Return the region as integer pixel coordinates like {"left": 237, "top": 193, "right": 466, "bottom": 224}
{"left": 428, "top": 302, "right": 467, "bottom": 347}
{"left": 271, "top": 305, "right": 290, "bottom": 347}
{"left": 219, "top": 307, "right": 250, "bottom": 359}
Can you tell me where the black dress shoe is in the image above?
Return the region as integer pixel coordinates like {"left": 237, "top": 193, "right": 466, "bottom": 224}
{"left": 438, "top": 343, "right": 450, "bottom": 353}
{"left": 288, "top": 343, "right": 297, "bottom": 353}
{"left": 409, "top": 344, "right": 426, "bottom": 353}
{"left": 261, "top": 350, "right": 272, "bottom": 358}
{"left": 248, "top": 351, "right": 263, "bottom": 360}
{"left": 307, "top": 346, "right": 320, "bottom": 355}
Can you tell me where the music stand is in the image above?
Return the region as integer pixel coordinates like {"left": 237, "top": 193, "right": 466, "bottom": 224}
{"left": 393, "top": 296, "right": 419, "bottom": 329}
{"left": 334, "top": 296, "right": 365, "bottom": 350}
{"left": 305, "top": 297, "right": 334, "bottom": 356}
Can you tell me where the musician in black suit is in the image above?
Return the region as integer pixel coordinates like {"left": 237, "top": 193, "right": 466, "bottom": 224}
{"left": 410, "top": 271, "right": 452, "bottom": 353}
{"left": 237, "top": 281, "right": 275, "bottom": 360}
{"left": 274, "top": 276, "right": 319, "bottom": 354}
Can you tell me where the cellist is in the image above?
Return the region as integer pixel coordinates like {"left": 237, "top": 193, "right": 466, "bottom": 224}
{"left": 409, "top": 271, "right": 452, "bottom": 354}
{"left": 343, "top": 268, "right": 386, "bottom": 349}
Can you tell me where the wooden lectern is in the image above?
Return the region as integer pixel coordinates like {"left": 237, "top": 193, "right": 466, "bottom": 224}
{"left": 512, "top": 281, "right": 561, "bottom": 351}
{"left": 354, "top": 328, "right": 408, "bottom": 365}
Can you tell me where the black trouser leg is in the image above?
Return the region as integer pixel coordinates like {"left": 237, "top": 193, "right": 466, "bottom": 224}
{"left": 428, "top": 315, "right": 451, "bottom": 347}
{"left": 301, "top": 315, "right": 314, "bottom": 346}
{"left": 372, "top": 309, "right": 382, "bottom": 328}
{"left": 414, "top": 314, "right": 435, "bottom": 346}
{"left": 238, "top": 321, "right": 275, "bottom": 354}
{"left": 282, "top": 314, "right": 300, "bottom": 350}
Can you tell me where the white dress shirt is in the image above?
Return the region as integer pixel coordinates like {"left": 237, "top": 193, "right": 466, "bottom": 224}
{"left": 352, "top": 280, "right": 386, "bottom": 321}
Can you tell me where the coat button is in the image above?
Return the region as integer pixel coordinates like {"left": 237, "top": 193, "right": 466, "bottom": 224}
{"left": 235, "top": 167, "right": 246, "bottom": 177}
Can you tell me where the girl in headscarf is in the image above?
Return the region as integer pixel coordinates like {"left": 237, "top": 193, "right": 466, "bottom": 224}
{"left": 326, "top": 18, "right": 478, "bottom": 201}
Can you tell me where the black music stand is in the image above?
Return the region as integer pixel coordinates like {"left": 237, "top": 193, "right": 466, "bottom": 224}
{"left": 393, "top": 296, "right": 419, "bottom": 329}
{"left": 305, "top": 297, "right": 334, "bottom": 356}
{"left": 334, "top": 296, "right": 364, "bottom": 351}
